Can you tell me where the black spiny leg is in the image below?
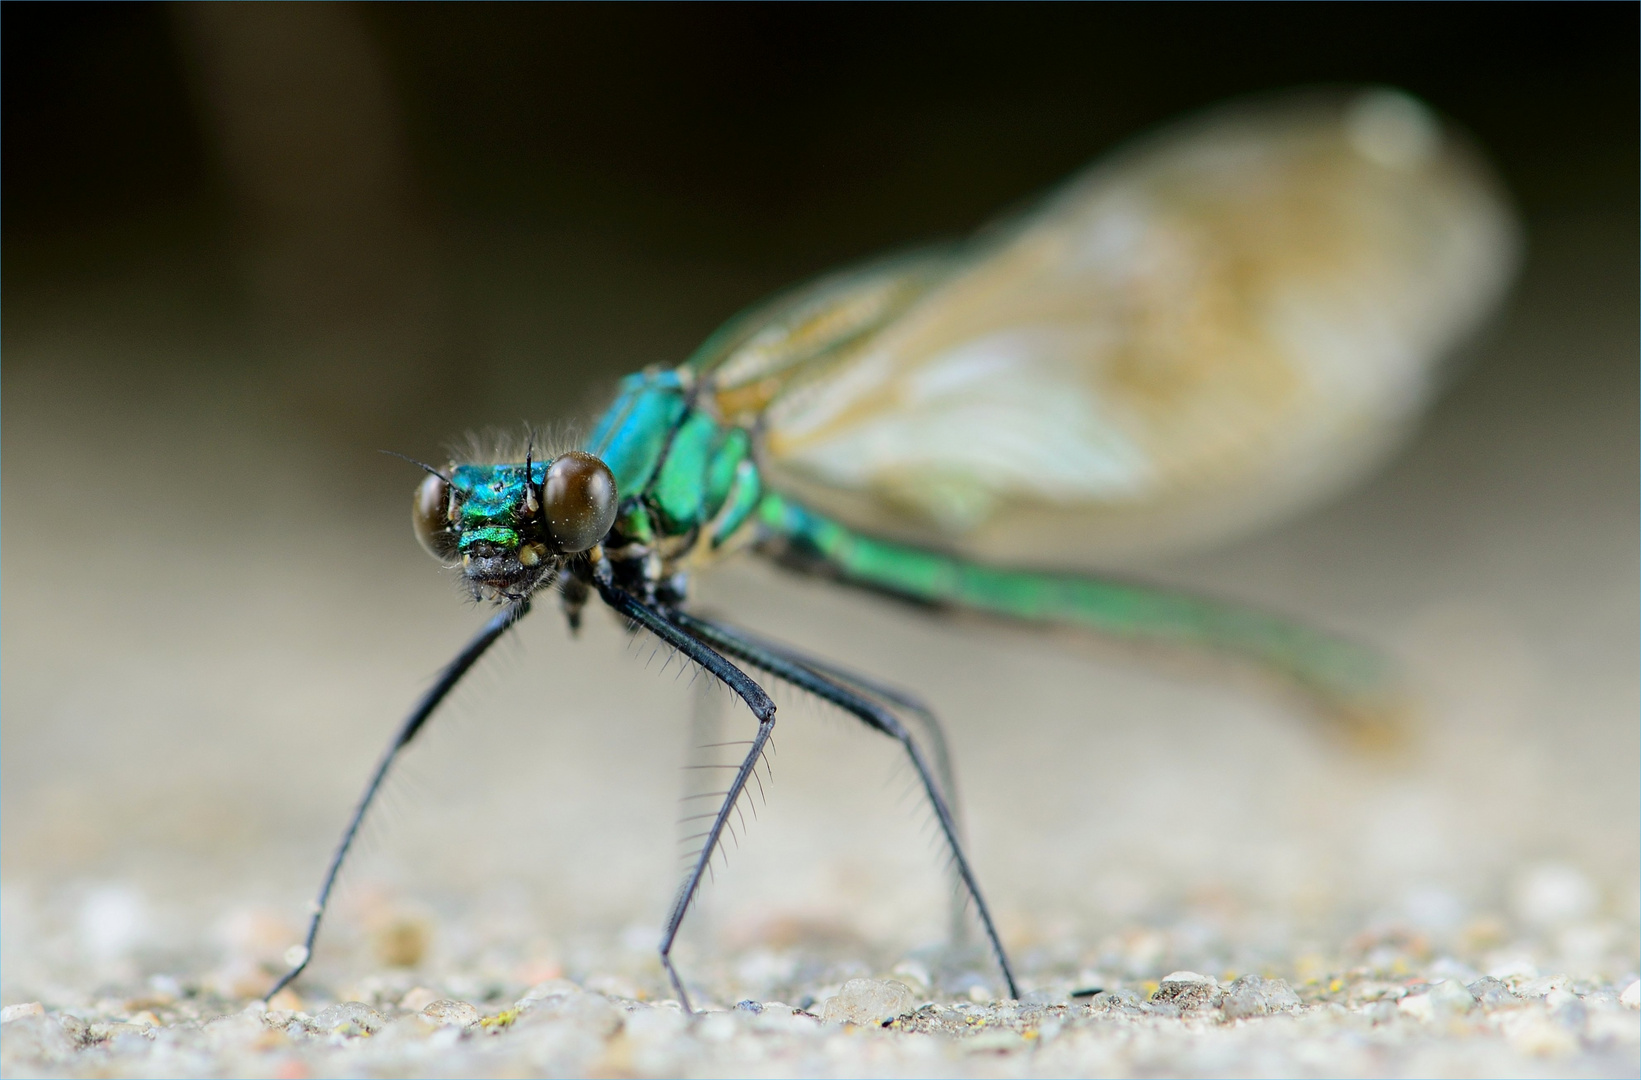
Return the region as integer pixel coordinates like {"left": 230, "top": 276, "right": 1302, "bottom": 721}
{"left": 683, "top": 620, "right": 963, "bottom": 819}
{"left": 265, "top": 600, "right": 531, "bottom": 1002}
{"left": 666, "top": 618, "right": 974, "bottom": 945}
{"left": 669, "top": 610, "right": 1020, "bottom": 1001}
{"left": 593, "top": 576, "right": 776, "bottom": 1012}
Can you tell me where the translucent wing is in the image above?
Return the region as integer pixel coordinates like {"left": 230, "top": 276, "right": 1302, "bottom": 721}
{"left": 702, "top": 88, "right": 1519, "bottom": 566}
{"left": 686, "top": 248, "right": 957, "bottom": 420}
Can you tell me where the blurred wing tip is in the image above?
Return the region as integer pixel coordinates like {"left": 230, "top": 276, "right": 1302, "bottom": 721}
{"left": 1321, "top": 685, "right": 1421, "bottom": 760}
{"left": 1342, "top": 88, "right": 1445, "bottom": 172}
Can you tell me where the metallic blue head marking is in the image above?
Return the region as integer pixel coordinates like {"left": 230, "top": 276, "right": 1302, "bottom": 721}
{"left": 450, "top": 462, "right": 549, "bottom": 552}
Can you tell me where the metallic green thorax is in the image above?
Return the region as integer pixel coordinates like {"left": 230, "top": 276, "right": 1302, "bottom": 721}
{"left": 450, "top": 461, "right": 549, "bottom": 552}
{"left": 584, "top": 370, "right": 762, "bottom": 553}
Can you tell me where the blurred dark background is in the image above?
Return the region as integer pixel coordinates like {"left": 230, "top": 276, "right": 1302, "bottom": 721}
{"left": 5, "top": 3, "right": 1636, "bottom": 449}
{"left": 3, "top": 3, "right": 1636, "bottom": 1004}
{"left": 8, "top": 4, "right": 1635, "bottom": 245}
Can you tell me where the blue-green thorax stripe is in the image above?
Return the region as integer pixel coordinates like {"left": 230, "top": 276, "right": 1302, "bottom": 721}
{"left": 586, "top": 370, "right": 688, "bottom": 498}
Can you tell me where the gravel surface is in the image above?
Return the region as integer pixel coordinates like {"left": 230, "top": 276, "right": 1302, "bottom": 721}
{"left": 2, "top": 965, "right": 1638, "bottom": 1077}
{"left": 4, "top": 207, "right": 1636, "bottom": 1078}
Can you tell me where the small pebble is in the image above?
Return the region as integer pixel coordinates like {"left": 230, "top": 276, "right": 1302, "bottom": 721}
{"left": 1397, "top": 992, "right": 1433, "bottom": 1021}
{"left": 1515, "top": 974, "right": 1571, "bottom": 998}
{"left": 1427, "top": 979, "right": 1478, "bottom": 1017}
{"left": 89, "top": 1021, "right": 152, "bottom": 1042}
{"left": 1620, "top": 981, "right": 1640, "bottom": 1009}
{"left": 1089, "top": 988, "right": 1145, "bottom": 1015}
{"left": 515, "top": 991, "right": 624, "bottom": 1039}
{"left": 0, "top": 1014, "right": 77, "bottom": 1066}
{"left": 1, "top": 1003, "right": 45, "bottom": 1023}
{"left": 820, "top": 979, "right": 915, "bottom": 1025}
{"left": 312, "top": 1002, "right": 385, "bottom": 1036}
{"left": 58, "top": 1014, "right": 92, "bottom": 1048}
{"left": 1395, "top": 980, "right": 1478, "bottom": 1022}
{"left": 1220, "top": 975, "right": 1299, "bottom": 1019}
{"left": 1362, "top": 999, "right": 1399, "bottom": 1024}
{"left": 1151, "top": 971, "right": 1218, "bottom": 1011}
{"left": 1544, "top": 988, "right": 1579, "bottom": 1013}
{"left": 420, "top": 1000, "right": 480, "bottom": 1028}
{"left": 1466, "top": 976, "right": 1514, "bottom": 1009}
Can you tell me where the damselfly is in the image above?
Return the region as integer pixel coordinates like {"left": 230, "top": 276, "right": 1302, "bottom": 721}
{"left": 267, "top": 88, "right": 1517, "bottom": 1010}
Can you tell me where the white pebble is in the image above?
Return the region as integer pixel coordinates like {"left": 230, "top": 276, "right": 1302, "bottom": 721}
{"left": 1426, "top": 979, "right": 1477, "bottom": 1016}
{"left": 1516, "top": 974, "right": 1571, "bottom": 998}
{"left": 820, "top": 979, "right": 915, "bottom": 1025}
{"left": 1220, "top": 975, "right": 1299, "bottom": 1019}
{"left": 1543, "top": 988, "right": 1577, "bottom": 1012}
{"left": 313, "top": 1002, "right": 385, "bottom": 1036}
{"left": 1, "top": 1003, "right": 44, "bottom": 1023}
{"left": 1620, "top": 981, "right": 1640, "bottom": 1009}
{"left": 420, "top": 1000, "right": 480, "bottom": 1028}
{"left": 1159, "top": 970, "right": 1214, "bottom": 986}
{"left": 1396, "top": 982, "right": 1479, "bottom": 1022}
{"left": 1397, "top": 993, "right": 1435, "bottom": 1022}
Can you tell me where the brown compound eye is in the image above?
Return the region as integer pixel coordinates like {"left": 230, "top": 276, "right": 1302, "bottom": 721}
{"left": 412, "top": 472, "right": 458, "bottom": 563}
{"left": 541, "top": 451, "right": 617, "bottom": 553}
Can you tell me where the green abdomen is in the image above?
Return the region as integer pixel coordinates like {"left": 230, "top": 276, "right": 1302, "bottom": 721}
{"left": 755, "top": 493, "right": 1401, "bottom": 737}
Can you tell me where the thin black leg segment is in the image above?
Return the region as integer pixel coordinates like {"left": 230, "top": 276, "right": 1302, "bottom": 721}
{"left": 678, "top": 618, "right": 977, "bottom": 947}
{"left": 670, "top": 610, "right": 1020, "bottom": 1001}
{"left": 663, "top": 716, "right": 775, "bottom": 1013}
{"left": 681, "top": 619, "right": 963, "bottom": 819}
{"left": 594, "top": 579, "right": 775, "bottom": 726}
{"left": 593, "top": 578, "right": 777, "bottom": 1011}
{"left": 264, "top": 600, "right": 531, "bottom": 1002}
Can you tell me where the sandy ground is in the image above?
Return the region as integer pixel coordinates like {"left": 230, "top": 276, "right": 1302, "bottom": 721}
{"left": 2, "top": 209, "right": 1637, "bottom": 1077}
